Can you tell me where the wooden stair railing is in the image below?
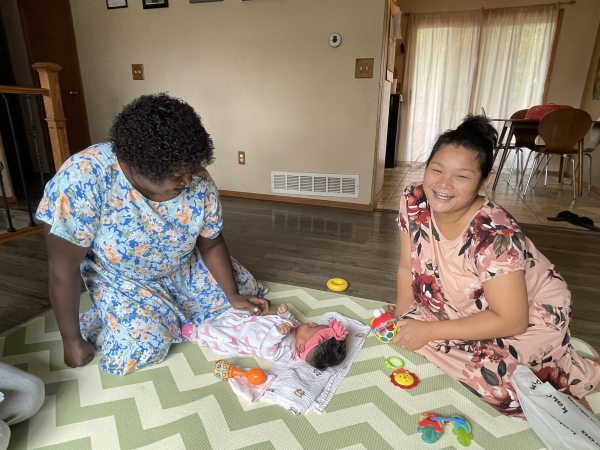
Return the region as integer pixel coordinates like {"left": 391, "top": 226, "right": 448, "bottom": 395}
{"left": 0, "top": 62, "right": 70, "bottom": 244}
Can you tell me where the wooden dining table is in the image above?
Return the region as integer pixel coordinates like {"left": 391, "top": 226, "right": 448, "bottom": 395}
{"left": 491, "top": 119, "right": 600, "bottom": 196}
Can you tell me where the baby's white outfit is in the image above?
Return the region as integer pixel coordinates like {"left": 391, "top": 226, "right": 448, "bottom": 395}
{"left": 186, "top": 308, "right": 300, "bottom": 363}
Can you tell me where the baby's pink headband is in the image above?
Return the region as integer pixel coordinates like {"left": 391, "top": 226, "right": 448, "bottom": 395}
{"left": 299, "top": 318, "right": 348, "bottom": 361}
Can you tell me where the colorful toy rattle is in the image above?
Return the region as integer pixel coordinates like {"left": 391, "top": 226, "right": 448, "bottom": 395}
{"left": 390, "top": 368, "right": 419, "bottom": 389}
{"left": 417, "top": 413, "right": 473, "bottom": 447}
{"left": 370, "top": 310, "right": 398, "bottom": 343}
{"left": 213, "top": 359, "right": 267, "bottom": 385}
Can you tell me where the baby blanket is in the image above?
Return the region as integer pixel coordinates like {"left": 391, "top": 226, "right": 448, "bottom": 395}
{"left": 260, "top": 312, "right": 370, "bottom": 414}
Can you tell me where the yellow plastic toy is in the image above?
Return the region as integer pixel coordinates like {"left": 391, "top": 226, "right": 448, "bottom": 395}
{"left": 390, "top": 368, "right": 419, "bottom": 389}
{"left": 327, "top": 278, "right": 348, "bottom": 292}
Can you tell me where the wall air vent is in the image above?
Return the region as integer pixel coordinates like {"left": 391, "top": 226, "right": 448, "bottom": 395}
{"left": 271, "top": 172, "right": 359, "bottom": 198}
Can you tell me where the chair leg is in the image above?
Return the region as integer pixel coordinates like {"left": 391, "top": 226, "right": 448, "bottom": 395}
{"left": 507, "top": 150, "right": 518, "bottom": 185}
{"left": 533, "top": 155, "right": 552, "bottom": 190}
{"left": 523, "top": 153, "right": 543, "bottom": 195}
{"left": 586, "top": 153, "right": 592, "bottom": 195}
{"left": 544, "top": 158, "right": 549, "bottom": 186}
{"left": 570, "top": 162, "right": 578, "bottom": 186}
{"left": 520, "top": 150, "right": 535, "bottom": 190}
{"left": 559, "top": 155, "right": 568, "bottom": 191}
{"left": 511, "top": 149, "right": 523, "bottom": 187}
{"left": 571, "top": 156, "right": 576, "bottom": 200}
{"left": 519, "top": 150, "right": 524, "bottom": 187}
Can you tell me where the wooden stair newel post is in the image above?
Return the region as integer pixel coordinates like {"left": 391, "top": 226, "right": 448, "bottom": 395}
{"left": 32, "top": 62, "right": 70, "bottom": 170}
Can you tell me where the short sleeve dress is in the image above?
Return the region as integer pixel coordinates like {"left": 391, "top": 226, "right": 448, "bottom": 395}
{"left": 36, "top": 143, "right": 265, "bottom": 375}
{"left": 397, "top": 183, "right": 600, "bottom": 418}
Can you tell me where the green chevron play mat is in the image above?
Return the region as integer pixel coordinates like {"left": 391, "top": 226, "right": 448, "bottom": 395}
{"left": 2, "top": 282, "right": 598, "bottom": 449}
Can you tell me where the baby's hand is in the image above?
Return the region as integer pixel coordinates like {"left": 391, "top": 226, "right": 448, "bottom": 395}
{"left": 277, "top": 304, "right": 289, "bottom": 314}
{"left": 277, "top": 323, "right": 291, "bottom": 335}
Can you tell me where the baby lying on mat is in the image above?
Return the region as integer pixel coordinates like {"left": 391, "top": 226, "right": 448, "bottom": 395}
{"left": 181, "top": 304, "right": 348, "bottom": 369}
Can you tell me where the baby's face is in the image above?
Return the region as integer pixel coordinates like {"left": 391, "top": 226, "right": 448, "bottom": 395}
{"left": 295, "top": 322, "right": 328, "bottom": 356}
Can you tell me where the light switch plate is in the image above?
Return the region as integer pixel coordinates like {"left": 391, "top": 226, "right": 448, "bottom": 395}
{"left": 238, "top": 151, "right": 245, "bottom": 165}
{"left": 355, "top": 58, "right": 374, "bottom": 78}
{"left": 132, "top": 64, "right": 144, "bottom": 80}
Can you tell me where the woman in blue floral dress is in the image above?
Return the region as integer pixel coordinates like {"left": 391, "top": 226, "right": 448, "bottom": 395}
{"left": 36, "top": 94, "right": 269, "bottom": 375}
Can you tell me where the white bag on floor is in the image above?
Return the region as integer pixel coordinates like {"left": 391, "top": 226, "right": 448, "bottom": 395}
{"left": 512, "top": 365, "right": 600, "bottom": 450}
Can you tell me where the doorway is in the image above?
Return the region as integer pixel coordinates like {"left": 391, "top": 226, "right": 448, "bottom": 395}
{"left": 371, "top": 0, "right": 398, "bottom": 206}
{"left": 0, "top": 0, "right": 90, "bottom": 210}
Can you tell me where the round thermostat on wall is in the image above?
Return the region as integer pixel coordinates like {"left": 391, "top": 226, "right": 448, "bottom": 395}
{"left": 329, "top": 33, "right": 342, "bottom": 48}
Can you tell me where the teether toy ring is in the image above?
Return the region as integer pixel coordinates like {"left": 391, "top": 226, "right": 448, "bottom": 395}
{"left": 385, "top": 356, "right": 405, "bottom": 369}
{"left": 327, "top": 278, "right": 349, "bottom": 291}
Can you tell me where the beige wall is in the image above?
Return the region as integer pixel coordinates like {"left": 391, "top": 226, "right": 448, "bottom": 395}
{"left": 69, "top": 0, "right": 386, "bottom": 205}
{"left": 580, "top": 22, "right": 600, "bottom": 188}
{"left": 396, "top": 0, "right": 600, "bottom": 109}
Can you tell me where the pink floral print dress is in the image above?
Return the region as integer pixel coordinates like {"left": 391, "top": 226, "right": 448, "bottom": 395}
{"left": 36, "top": 143, "right": 265, "bottom": 375}
{"left": 397, "top": 183, "right": 600, "bottom": 418}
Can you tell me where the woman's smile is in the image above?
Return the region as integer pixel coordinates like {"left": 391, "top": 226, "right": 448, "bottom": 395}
{"left": 432, "top": 190, "right": 454, "bottom": 202}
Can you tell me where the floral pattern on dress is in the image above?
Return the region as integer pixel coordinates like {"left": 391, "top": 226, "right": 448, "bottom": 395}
{"left": 396, "top": 182, "right": 600, "bottom": 418}
{"left": 36, "top": 143, "right": 265, "bottom": 375}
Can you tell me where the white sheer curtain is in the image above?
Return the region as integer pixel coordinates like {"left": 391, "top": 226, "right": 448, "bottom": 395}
{"left": 399, "top": 11, "right": 482, "bottom": 163}
{"left": 399, "top": 4, "right": 558, "bottom": 163}
{"left": 470, "top": 4, "right": 558, "bottom": 121}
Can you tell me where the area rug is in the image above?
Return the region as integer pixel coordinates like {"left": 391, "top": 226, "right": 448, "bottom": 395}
{"left": 2, "top": 282, "right": 598, "bottom": 450}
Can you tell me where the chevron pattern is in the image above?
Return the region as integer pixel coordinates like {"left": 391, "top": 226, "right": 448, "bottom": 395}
{"left": 1, "top": 282, "right": 598, "bottom": 450}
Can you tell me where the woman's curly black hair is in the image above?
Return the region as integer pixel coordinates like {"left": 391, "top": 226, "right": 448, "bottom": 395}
{"left": 307, "top": 337, "right": 347, "bottom": 370}
{"left": 109, "top": 93, "right": 215, "bottom": 182}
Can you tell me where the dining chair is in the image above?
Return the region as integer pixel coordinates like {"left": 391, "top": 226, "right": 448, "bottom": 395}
{"left": 568, "top": 118, "right": 600, "bottom": 194}
{"left": 522, "top": 109, "right": 592, "bottom": 199}
{"left": 493, "top": 109, "right": 530, "bottom": 187}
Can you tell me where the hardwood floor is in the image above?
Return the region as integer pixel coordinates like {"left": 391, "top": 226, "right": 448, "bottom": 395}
{"left": 0, "top": 232, "right": 49, "bottom": 332}
{"left": 0, "top": 196, "right": 598, "bottom": 351}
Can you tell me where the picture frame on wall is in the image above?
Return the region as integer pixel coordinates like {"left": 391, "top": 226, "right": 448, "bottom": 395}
{"left": 106, "top": 0, "right": 128, "bottom": 9}
{"left": 143, "top": 0, "right": 169, "bottom": 9}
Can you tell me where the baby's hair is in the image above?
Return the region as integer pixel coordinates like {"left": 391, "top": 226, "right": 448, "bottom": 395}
{"left": 307, "top": 337, "right": 347, "bottom": 370}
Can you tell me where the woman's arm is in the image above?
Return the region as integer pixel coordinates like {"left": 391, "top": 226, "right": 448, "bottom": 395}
{"left": 385, "top": 230, "right": 415, "bottom": 317}
{"left": 44, "top": 224, "right": 96, "bottom": 368}
{"left": 196, "top": 233, "right": 269, "bottom": 315}
{"left": 396, "top": 230, "right": 415, "bottom": 316}
{"left": 393, "top": 270, "right": 529, "bottom": 350}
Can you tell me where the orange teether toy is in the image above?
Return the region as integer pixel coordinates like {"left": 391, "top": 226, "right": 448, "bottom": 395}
{"left": 213, "top": 359, "right": 267, "bottom": 385}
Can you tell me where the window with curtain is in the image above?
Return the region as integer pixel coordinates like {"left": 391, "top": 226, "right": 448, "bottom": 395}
{"left": 399, "top": 4, "right": 558, "bottom": 163}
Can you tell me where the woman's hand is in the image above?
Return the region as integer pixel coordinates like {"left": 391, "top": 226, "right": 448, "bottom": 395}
{"left": 383, "top": 304, "right": 396, "bottom": 316}
{"left": 391, "top": 319, "right": 431, "bottom": 351}
{"left": 228, "top": 294, "right": 270, "bottom": 315}
{"left": 63, "top": 338, "right": 96, "bottom": 368}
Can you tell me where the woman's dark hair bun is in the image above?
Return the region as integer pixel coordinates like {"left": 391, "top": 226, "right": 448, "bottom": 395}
{"left": 426, "top": 114, "right": 498, "bottom": 181}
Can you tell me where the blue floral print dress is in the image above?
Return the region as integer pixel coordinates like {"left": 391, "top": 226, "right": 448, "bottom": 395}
{"left": 36, "top": 143, "right": 265, "bottom": 375}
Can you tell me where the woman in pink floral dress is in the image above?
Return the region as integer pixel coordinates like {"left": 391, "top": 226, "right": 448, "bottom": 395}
{"left": 387, "top": 116, "right": 600, "bottom": 418}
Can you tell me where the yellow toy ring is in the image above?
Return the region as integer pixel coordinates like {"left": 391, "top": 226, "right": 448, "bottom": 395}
{"left": 327, "top": 278, "right": 348, "bottom": 292}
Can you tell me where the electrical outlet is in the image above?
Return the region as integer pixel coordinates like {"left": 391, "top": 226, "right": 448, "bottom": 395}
{"left": 355, "top": 58, "right": 374, "bottom": 78}
{"left": 238, "top": 151, "right": 245, "bottom": 165}
{"left": 132, "top": 64, "right": 144, "bottom": 80}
